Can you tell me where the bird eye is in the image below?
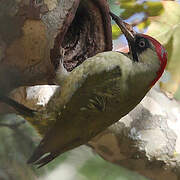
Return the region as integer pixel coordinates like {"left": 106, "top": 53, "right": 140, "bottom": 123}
{"left": 138, "top": 40, "right": 146, "bottom": 48}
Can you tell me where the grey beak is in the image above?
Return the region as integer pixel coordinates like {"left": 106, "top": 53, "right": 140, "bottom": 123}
{"left": 109, "top": 12, "right": 139, "bottom": 62}
{"left": 109, "top": 12, "right": 136, "bottom": 43}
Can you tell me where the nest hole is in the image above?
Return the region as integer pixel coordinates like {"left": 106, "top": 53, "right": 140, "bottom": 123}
{"left": 51, "top": 0, "right": 107, "bottom": 72}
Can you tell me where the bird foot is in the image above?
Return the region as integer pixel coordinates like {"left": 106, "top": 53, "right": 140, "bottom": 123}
{"left": 59, "top": 48, "right": 65, "bottom": 66}
{"left": 55, "top": 48, "right": 69, "bottom": 85}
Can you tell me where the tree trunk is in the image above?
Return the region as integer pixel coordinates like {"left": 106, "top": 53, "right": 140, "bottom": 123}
{"left": 89, "top": 87, "right": 180, "bottom": 180}
{"left": 1, "top": 1, "right": 180, "bottom": 180}
{"left": 0, "top": 0, "right": 112, "bottom": 96}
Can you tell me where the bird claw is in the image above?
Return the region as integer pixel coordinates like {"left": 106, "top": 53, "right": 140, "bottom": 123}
{"left": 55, "top": 47, "right": 69, "bottom": 84}
{"left": 87, "top": 95, "right": 106, "bottom": 112}
{"left": 59, "top": 48, "right": 65, "bottom": 65}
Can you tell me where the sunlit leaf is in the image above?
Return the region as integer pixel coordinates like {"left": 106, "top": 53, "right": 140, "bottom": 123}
{"left": 138, "top": 19, "right": 150, "bottom": 30}
{"left": 120, "top": 2, "right": 144, "bottom": 18}
{"left": 144, "top": 2, "right": 163, "bottom": 16}
{"left": 175, "top": 86, "right": 180, "bottom": 100}
{"left": 112, "top": 24, "right": 122, "bottom": 39}
{"left": 119, "top": 1, "right": 164, "bottom": 19}
{"left": 147, "top": 1, "right": 180, "bottom": 98}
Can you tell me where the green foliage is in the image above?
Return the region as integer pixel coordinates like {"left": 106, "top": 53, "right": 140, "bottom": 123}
{"left": 147, "top": 1, "right": 180, "bottom": 99}
{"left": 138, "top": 19, "right": 150, "bottom": 30}
{"left": 110, "top": 1, "right": 180, "bottom": 100}
{"left": 112, "top": 24, "right": 122, "bottom": 39}
{"left": 145, "top": 1, "right": 163, "bottom": 16}
{"left": 110, "top": 0, "right": 164, "bottom": 40}
{"left": 175, "top": 86, "right": 180, "bottom": 100}
{"left": 120, "top": 1, "right": 163, "bottom": 18}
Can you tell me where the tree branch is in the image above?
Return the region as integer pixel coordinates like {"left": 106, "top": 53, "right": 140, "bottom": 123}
{"left": 0, "top": 0, "right": 112, "bottom": 96}
{"left": 89, "top": 87, "right": 180, "bottom": 180}
{"left": 3, "top": 82, "right": 180, "bottom": 180}
{"left": 0, "top": 120, "right": 25, "bottom": 129}
{"left": 1, "top": 1, "right": 179, "bottom": 179}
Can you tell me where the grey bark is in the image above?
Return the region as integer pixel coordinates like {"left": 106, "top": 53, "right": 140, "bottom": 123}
{"left": 5, "top": 84, "right": 180, "bottom": 180}
{"left": 1, "top": 1, "right": 180, "bottom": 179}
{"left": 0, "top": 0, "right": 111, "bottom": 96}
{"left": 90, "top": 86, "right": 180, "bottom": 180}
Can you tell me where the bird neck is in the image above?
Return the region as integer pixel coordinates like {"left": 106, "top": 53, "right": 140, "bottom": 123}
{"left": 128, "top": 52, "right": 161, "bottom": 93}
{"left": 136, "top": 48, "right": 162, "bottom": 87}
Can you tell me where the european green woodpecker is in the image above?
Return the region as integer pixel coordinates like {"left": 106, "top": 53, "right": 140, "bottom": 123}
{"left": 25, "top": 12, "right": 167, "bottom": 167}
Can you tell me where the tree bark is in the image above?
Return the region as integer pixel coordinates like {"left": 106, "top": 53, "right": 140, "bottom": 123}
{"left": 1, "top": 1, "right": 180, "bottom": 180}
{"left": 89, "top": 86, "right": 180, "bottom": 180}
{"left": 4, "top": 83, "right": 180, "bottom": 180}
{"left": 0, "top": 0, "right": 112, "bottom": 96}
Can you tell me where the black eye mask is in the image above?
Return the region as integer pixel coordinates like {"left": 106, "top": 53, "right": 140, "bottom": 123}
{"left": 130, "top": 35, "right": 151, "bottom": 62}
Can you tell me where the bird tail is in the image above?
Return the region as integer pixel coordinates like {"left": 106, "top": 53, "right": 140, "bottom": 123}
{"left": 27, "top": 140, "right": 63, "bottom": 168}
{"left": 0, "top": 95, "right": 35, "bottom": 117}
{"left": 27, "top": 135, "right": 81, "bottom": 168}
{"left": 27, "top": 147, "right": 59, "bottom": 168}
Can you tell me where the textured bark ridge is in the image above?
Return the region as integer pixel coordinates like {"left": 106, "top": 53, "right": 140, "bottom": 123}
{"left": 51, "top": 0, "right": 112, "bottom": 71}
{"left": 4, "top": 1, "right": 180, "bottom": 180}
{"left": 7, "top": 84, "right": 180, "bottom": 180}
{"left": 89, "top": 87, "right": 180, "bottom": 180}
{"left": 0, "top": 0, "right": 112, "bottom": 98}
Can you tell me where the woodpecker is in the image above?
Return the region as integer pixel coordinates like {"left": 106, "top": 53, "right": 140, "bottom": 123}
{"left": 27, "top": 12, "right": 167, "bottom": 167}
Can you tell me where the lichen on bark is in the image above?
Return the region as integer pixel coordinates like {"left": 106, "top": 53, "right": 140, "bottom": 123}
{"left": 0, "top": 0, "right": 112, "bottom": 98}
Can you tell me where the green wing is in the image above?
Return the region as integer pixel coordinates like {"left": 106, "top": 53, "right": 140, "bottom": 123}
{"left": 28, "top": 52, "right": 131, "bottom": 167}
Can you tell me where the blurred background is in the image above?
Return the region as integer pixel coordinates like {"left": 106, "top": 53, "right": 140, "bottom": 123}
{"left": 0, "top": 0, "right": 180, "bottom": 179}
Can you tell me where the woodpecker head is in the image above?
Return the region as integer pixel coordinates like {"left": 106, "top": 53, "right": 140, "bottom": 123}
{"left": 110, "top": 12, "right": 167, "bottom": 87}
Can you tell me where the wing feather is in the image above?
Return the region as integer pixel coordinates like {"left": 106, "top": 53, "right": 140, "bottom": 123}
{"left": 27, "top": 52, "right": 131, "bottom": 167}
